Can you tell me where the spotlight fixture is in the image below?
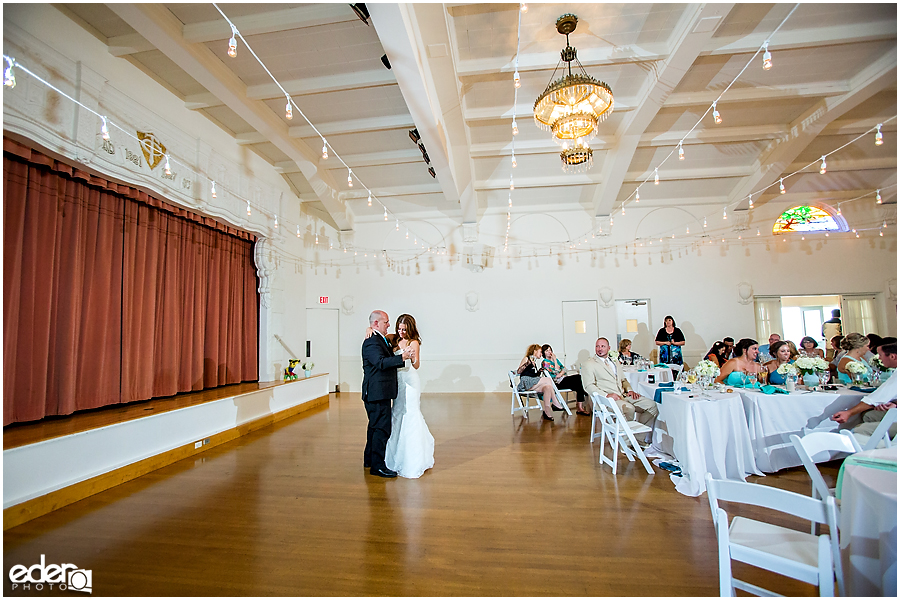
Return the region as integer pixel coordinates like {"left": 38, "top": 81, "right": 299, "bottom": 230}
{"left": 409, "top": 128, "right": 420, "bottom": 144}
{"left": 428, "top": 167, "right": 436, "bottom": 178}
{"left": 762, "top": 41, "right": 772, "bottom": 70}
{"left": 418, "top": 143, "right": 430, "bottom": 164}
{"left": 875, "top": 123, "right": 884, "bottom": 146}
{"left": 351, "top": 3, "right": 370, "bottom": 25}
{"left": 380, "top": 54, "right": 391, "bottom": 70}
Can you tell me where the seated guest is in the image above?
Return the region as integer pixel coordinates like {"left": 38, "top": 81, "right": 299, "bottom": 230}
{"left": 722, "top": 337, "right": 735, "bottom": 360}
{"left": 704, "top": 341, "right": 728, "bottom": 367}
{"left": 837, "top": 333, "right": 874, "bottom": 384}
{"left": 865, "top": 333, "right": 881, "bottom": 362}
{"left": 799, "top": 336, "right": 825, "bottom": 359}
{"left": 785, "top": 340, "right": 801, "bottom": 361}
{"left": 827, "top": 334, "right": 844, "bottom": 363}
{"left": 758, "top": 333, "right": 781, "bottom": 360}
{"left": 581, "top": 337, "right": 658, "bottom": 427}
{"left": 617, "top": 339, "right": 643, "bottom": 366}
{"left": 764, "top": 340, "right": 794, "bottom": 385}
{"left": 832, "top": 338, "right": 897, "bottom": 443}
{"left": 716, "top": 338, "right": 764, "bottom": 385}
{"left": 541, "top": 344, "right": 589, "bottom": 416}
{"left": 516, "top": 344, "right": 565, "bottom": 421}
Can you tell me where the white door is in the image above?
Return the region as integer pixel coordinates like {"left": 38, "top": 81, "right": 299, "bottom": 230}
{"left": 562, "top": 300, "right": 599, "bottom": 369}
{"left": 307, "top": 308, "right": 340, "bottom": 392}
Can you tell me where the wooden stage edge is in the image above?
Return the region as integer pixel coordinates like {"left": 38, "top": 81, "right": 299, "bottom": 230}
{"left": 3, "top": 389, "right": 329, "bottom": 531}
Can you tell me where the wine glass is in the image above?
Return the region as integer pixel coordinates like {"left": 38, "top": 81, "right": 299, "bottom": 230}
{"left": 819, "top": 370, "right": 830, "bottom": 389}
{"left": 748, "top": 372, "right": 758, "bottom": 387}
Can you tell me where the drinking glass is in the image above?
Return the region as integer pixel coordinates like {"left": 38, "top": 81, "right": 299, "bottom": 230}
{"left": 748, "top": 372, "right": 758, "bottom": 387}
{"left": 819, "top": 370, "right": 830, "bottom": 389}
{"left": 757, "top": 368, "right": 768, "bottom": 386}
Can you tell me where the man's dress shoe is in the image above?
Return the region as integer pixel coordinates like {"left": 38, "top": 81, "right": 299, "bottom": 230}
{"left": 370, "top": 467, "right": 397, "bottom": 478}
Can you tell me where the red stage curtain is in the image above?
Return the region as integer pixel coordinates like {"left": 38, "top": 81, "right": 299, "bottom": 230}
{"left": 3, "top": 137, "right": 258, "bottom": 425}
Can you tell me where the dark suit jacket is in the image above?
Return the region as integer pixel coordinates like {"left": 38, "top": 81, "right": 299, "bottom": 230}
{"left": 361, "top": 333, "right": 405, "bottom": 402}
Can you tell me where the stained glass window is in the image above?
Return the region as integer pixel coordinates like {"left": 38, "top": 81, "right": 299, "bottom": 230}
{"left": 773, "top": 205, "right": 840, "bottom": 233}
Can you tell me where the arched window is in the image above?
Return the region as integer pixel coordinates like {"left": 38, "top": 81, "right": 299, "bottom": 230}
{"left": 773, "top": 205, "right": 844, "bottom": 234}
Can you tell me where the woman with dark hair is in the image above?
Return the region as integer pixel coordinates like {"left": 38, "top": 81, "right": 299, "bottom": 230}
{"left": 799, "top": 336, "right": 825, "bottom": 359}
{"left": 704, "top": 341, "right": 728, "bottom": 368}
{"left": 654, "top": 315, "right": 685, "bottom": 365}
{"left": 617, "top": 339, "right": 643, "bottom": 365}
{"left": 541, "top": 344, "right": 589, "bottom": 416}
{"left": 716, "top": 338, "right": 764, "bottom": 385}
{"left": 764, "top": 340, "right": 794, "bottom": 385}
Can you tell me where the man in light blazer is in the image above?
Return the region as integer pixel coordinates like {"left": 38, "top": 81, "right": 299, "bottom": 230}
{"left": 580, "top": 337, "right": 658, "bottom": 426}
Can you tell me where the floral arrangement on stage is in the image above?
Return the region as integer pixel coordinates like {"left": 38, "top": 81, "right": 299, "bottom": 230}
{"left": 301, "top": 360, "right": 315, "bottom": 372}
{"left": 693, "top": 359, "right": 720, "bottom": 378}
{"left": 793, "top": 356, "right": 829, "bottom": 375}
{"left": 776, "top": 362, "right": 799, "bottom": 376}
{"left": 845, "top": 360, "right": 869, "bottom": 375}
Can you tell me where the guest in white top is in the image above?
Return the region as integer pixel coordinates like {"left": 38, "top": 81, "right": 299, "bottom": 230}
{"left": 832, "top": 338, "right": 897, "bottom": 442}
{"left": 580, "top": 337, "right": 658, "bottom": 426}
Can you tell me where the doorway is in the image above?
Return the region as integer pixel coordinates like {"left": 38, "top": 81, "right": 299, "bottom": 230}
{"left": 306, "top": 308, "right": 340, "bottom": 392}
{"left": 615, "top": 299, "right": 652, "bottom": 357}
{"left": 561, "top": 300, "right": 598, "bottom": 369}
{"left": 781, "top": 295, "right": 840, "bottom": 350}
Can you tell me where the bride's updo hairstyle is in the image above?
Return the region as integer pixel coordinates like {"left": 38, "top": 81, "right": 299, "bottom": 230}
{"left": 840, "top": 332, "right": 868, "bottom": 352}
{"left": 396, "top": 314, "right": 422, "bottom": 345}
{"left": 733, "top": 338, "right": 759, "bottom": 357}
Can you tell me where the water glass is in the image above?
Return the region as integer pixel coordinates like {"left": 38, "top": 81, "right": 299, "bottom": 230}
{"left": 819, "top": 370, "right": 830, "bottom": 388}
{"left": 748, "top": 372, "right": 758, "bottom": 387}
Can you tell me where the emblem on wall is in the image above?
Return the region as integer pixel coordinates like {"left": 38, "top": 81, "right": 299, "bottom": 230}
{"left": 136, "top": 131, "right": 166, "bottom": 170}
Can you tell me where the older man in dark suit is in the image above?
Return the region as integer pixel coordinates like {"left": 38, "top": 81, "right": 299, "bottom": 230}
{"left": 362, "top": 310, "right": 412, "bottom": 478}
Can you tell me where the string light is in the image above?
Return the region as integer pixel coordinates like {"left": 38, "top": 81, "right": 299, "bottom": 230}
{"left": 686, "top": 226, "right": 690, "bottom": 234}
{"left": 367, "top": 191, "right": 372, "bottom": 206}
{"left": 211, "top": 180, "right": 217, "bottom": 198}
{"left": 510, "top": 175, "right": 514, "bottom": 190}
{"left": 837, "top": 205, "right": 842, "bottom": 216}
{"left": 383, "top": 207, "right": 388, "bottom": 221}
{"left": 512, "top": 120, "right": 518, "bottom": 136}
{"left": 875, "top": 123, "right": 884, "bottom": 146}
{"left": 635, "top": 187, "right": 640, "bottom": 202}
{"left": 274, "top": 214, "right": 278, "bottom": 229}
{"left": 227, "top": 25, "right": 238, "bottom": 58}
{"left": 722, "top": 207, "right": 727, "bottom": 220}
{"left": 748, "top": 194, "right": 754, "bottom": 209}
{"left": 347, "top": 169, "right": 353, "bottom": 187}
{"left": 296, "top": 225, "right": 301, "bottom": 237}
{"left": 395, "top": 219, "right": 399, "bottom": 231}
{"left": 678, "top": 141, "right": 684, "bottom": 161}
{"left": 514, "top": 71, "right": 520, "bottom": 89}
{"left": 511, "top": 152, "right": 517, "bottom": 168}
{"left": 712, "top": 101, "right": 722, "bottom": 125}
{"left": 285, "top": 95, "right": 292, "bottom": 120}
{"left": 3, "top": 56, "right": 15, "bottom": 88}
{"left": 654, "top": 168, "right": 659, "bottom": 185}
{"left": 315, "top": 232, "right": 319, "bottom": 244}
{"left": 876, "top": 189, "right": 882, "bottom": 204}
{"left": 621, "top": 204, "right": 625, "bottom": 216}
{"left": 757, "top": 229, "right": 761, "bottom": 236}
{"left": 819, "top": 156, "right": 827, "bottom": 174}
{"left": 406, "top": 228, "right": 409, "bottom": 240}
{"left": 164, "top": 154, "right": 172, "bottom": 176}
{"left": 321, "top": 139, "right": 328, "bottom": 160}
{"left": 610, "top": 216, "right": 614, "bottom": 226}
{"left": 855, "top": 231, "right": 860, "bottom": 238}
{"left": 100, "top": 116, "right": 109, "bottom": 140}
{"left": 247, "top": 200, "right": 251, "bottom": 216}
{"left": 703, "top": 216, "right": 707, "bottom": 227}
{"left": 762, "top": 41, "right": 772, "bottom": 70}
{"left": 520, "top": 3, "right": 527, "bottom": 12}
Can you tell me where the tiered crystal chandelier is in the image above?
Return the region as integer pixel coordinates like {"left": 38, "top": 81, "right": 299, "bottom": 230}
{"left": 533, "top": 14, "right": 613, "bottom": 173}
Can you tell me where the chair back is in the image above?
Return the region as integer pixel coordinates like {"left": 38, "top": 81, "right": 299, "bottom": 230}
{"left": 595, "top": 393, "right": 627, "bottom": 429}
{"left": 508, "top": 370, "right": 518, "bottom": 388}
{"left": 863, "top": 407, "right": 897, "bottom": 451}
{"left": 705, "top": 473, "right": 835, "bottom": 529}
{"left": 790, "top": 432, "right": 859, "bottom": 502}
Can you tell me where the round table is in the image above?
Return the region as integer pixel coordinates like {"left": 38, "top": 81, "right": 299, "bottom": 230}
{"left": 838, "top": 445, "right": 897, "bottom": 597}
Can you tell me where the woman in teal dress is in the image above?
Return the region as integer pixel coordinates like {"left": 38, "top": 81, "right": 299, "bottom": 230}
{"left": 716, "top": 338, "right": 764, "bottom": 385}
{"left": 764, "top": 340, "right": 794, "bottom": 385}
{"left": 836, "top": 333, "right": 873, "bottom": 384}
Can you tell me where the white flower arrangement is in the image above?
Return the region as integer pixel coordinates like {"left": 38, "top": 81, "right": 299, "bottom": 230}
{"left": 776, "top": 362, "right": 799, "bottom": 376}
{"left": 845, "top": 360, "right": 868, "bottom": 375}
{"left": 301, "top": 360, "right": 315, "bottom": 371}
{"left": 607, "top": 350, "right": 619, "bottom": 361}
{"left": 794, "top": 356, "right": 829, "bottom": 374}
{"left": 693, "top": 359, "right": 720, "bottom": 378}
{"left": 870, "top": 355, "right": 886, "bottom": 369}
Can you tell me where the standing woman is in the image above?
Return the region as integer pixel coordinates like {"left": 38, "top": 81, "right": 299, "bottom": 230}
{"left": 655, "top": 315, "right": 686, "bottom": 366}
{"left": 517, "top": 344, "right": 565, "bottom": 421}
{"left": 541, "top": 345, "right": 590, "bottom": 416}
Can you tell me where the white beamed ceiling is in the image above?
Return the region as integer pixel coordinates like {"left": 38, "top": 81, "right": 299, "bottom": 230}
{"left": 58, "top": 3, "right": 896, "bottom": 231}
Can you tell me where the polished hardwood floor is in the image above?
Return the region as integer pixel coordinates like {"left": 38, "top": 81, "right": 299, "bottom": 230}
{"left": 3, "top": 391, "right": 840, "bottom": 596}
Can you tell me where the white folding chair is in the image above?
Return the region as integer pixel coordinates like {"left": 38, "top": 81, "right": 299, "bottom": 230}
{"left": 543, "top": 370, "right": 573, "bottom": 415}
{"left": 705, "top": 473, "right": 840, "bottom": 597}
{"left": 862, "top": 407, "right": 897, "bottom": 450}
{"left": 508, "top": 371, "right": 542, "bottom": 419}
{"left": 790, "top": 431, "right": 861, "bottom": 506}
{"left": 590, "top": 392, "right": 654, "bottom": 475}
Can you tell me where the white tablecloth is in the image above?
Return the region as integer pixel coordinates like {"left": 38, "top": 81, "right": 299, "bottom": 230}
{"left": 641, "top": 383, "right": 762, "bottom": 497}
{"left": 623, "top": 367, "right": 672, "bottom": 391}
{"left": 738, "top": 387, "right": 867, "bottom": 472}
{"left": 839, "top": 445, "right": 897, "bottom": 597}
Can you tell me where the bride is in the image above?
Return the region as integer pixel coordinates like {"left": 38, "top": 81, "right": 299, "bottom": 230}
{"left": 368, "top": 314, "right": 434, "bottom": 478}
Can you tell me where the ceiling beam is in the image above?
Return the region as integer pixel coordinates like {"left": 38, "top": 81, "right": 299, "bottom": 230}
{"left": 727, "top": 49, "right": 897, "bottom": 209}
{"left": 105, "top": 3, "right": 353, "bottom": 231}
{"left": 592, "top": 4, "right": 735, "bottom": 217}
{"left": 289, "top": 114, "right": 415, "bottom": 139}
{"left": 704, "top": 21, "right": 897, "bottom": 56}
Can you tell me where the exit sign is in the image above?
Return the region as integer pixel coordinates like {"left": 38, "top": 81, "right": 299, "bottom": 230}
{"left": 319, "top": 296, "right": 329, "bottom": 304}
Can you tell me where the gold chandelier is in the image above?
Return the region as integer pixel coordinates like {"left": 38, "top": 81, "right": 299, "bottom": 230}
{"left": 533, "top": 14, "right": 613, "bottom": 173}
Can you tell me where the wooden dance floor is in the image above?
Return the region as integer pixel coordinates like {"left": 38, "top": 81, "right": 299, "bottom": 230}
{"left": 3, "top": 391, "right": 838, "bottom": 596}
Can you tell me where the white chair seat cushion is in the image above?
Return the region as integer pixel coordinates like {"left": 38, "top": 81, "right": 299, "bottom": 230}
{"left": 729, "top": 516, "right": 820, "bottom": 568}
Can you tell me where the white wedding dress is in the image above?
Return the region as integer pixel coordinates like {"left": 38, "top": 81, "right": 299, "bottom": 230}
{"left": 385, "top": 349, "right": 434, "bottom": 478}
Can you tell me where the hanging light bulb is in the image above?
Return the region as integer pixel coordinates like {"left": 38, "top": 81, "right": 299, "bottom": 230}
{"left": 315, "top": 232, "right": 319, "bottom": 244}
{"left": 712, "top": 101, "right": 722, "bottom": 125}
{"left": 227, "top": 25, "right": 238, "bottom": 58}
{"left": 672, "top": 233, "right": 675, "bottom": 239}
{"left": 211, "top": 180, "right": 217, "bottom": 198}
{"left": 757, "top": 229, "right": 761, "bottom": 236}
{"left": 100, "top": 116, "right": 110, "bottom": 141}
{"left": 837, "top": 205, "right": 842, "bottom": 216}
{"left": 510, "top": 175, "right": 514, "bottom": 190}
{"left": 762, "top": 41, "right": 772, "bottom": 70}
{"left": 296, "top": 225, "right": 301, "bottom": 238}
{"left": 274, "top": 214, "right": 279, "bottom": 229}
{"left": 723, "top": 207, "right": 727, "bottom": 220}
{"left": 819, "top": 156, "right": 827, "bottom": 174}
{"left": 164, "top": 154, "right": 171, "bottom": 176}
{"left": 514, "top": 70, "right": 520, "bottom": 89}
{"left": 321, "top": 139, "right": 328, "bottom": 160}
{"left": 367, "top": 191, "right": 372, "bottom": 206}
{"left": 405, "top": 228, "right": 409, "bottom": 240}
{"left": 621, "top": 204, "right": 625, "bottom": 216}
{"left": 635, "top": 188, "right": 640, "bottom": 202}
{"left": 801, "top": 235, "right": 805, "bottom": 241}
{"left": 875, "top": 123, "right": 884, "bottom": 146}
{"left": 610, "top": 216, "right": 614, "bottom": 226}
{"left": 654, "top": 168, "right": 659, "bottom": 185}
{"left": 748, "top": 194, "right": 754, "bottom": 209}
{"left": 512, "top": 120, "right": 518, "bottom": 136}
{"left": 678, "top": 141, "right": 684, "bottom": 161}
{"left": 686, "top": 226, "right": 690, "bottom": 234}
{"left": 285, "top": 95, "right": 293, "bottom": 120}
{"left": 347, "top": 169, "right": 353, "bottom": 187}
{"left": 508, "top": 193, "right": 513, "bottom": 208}
{"left": 383, "top": 207, "right": 388, "bottom": 220}
{"left": 777, "top": 178, "right": 784, "bottom": 194}
{"left": 880, "top": 229, "right": 884, "bottom": 237}
{"left": 395, "top": 219, "right": 399, "bottom": 231}
{"left": 703, "top": 216, "right": 707, "bottom": 228}
{"left": 3, "top": 56, "right": 16, "bottom": 88}
{"left": 520, "top": 3, "right": 527, "bottom": 12}
{"left": 511, "top": 153, "right": 517, "bottom": 169}
{"left": 855, "top": 231, "right": 860, "bottom": 238}
{"left": 247, "top": 200, "right": 251, "bottom": 216}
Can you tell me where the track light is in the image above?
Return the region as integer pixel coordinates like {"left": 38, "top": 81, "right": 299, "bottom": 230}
{"left": 876, "top": 123, "right": 884, "bottom": 146}
{"left": 678, "top": 141, "right": 684, "bottom": 161}
{"left": 779, "top": 178, "right": 785, "bottom": 194}
{"left": 876, "top": 189, "right": 882, "bottom": 204}
{"left": 819, "top": 156, "right": 827, "bottom": 174}
{"left": 100, "top": 116, "right": 109, "bottom": 140}
{"left": 285, "top": 96, "right": 292, "bottom": 120}
{"left": 514, "top": 70, "right": 520, "bottom": 88}
{"left": 654, "top": 168, "right": 659, "bottom": 185}
{"left": 712, "top": 101, "right": 722, "bottom": 125}
{"left": 211, "top": 180, "right": 217, "bottom": 198}
{"left": 762, "top": 41, "right": 772, "bottom": 70}
{"left": 228, "top": 25, "right": 238, "bottom": 58}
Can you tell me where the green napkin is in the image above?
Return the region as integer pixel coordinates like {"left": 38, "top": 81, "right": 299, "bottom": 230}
{"left": 759, "top": 385, "right": 789, "bottom": 395}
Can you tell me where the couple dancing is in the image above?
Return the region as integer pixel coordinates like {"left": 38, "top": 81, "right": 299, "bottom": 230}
{"left": 361, "top": 310, "right": 434, "bottom": 479}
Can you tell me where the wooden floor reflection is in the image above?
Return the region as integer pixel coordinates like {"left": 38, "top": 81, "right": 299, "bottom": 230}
{"left": 3, "top": 391, "right": 839, "bottom": 596}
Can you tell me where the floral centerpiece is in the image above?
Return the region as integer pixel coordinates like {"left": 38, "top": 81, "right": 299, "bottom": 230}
{"left": 607, "top": 350, "right": 619, "bottom": 361}
{"left": 301, "top": 360, "right": 315, "bottom": 375}
{"left": 693, "top": 359, "right": 720, "bottom": 379}
{"left": 870, "top": 355, "right": 894, "bottom": 382}
{"left": 776, "top": 362, "right": 799, "bottom": 376}
{"left": 845, "top": 360, "right": 869, "bottom": 382}
{"left": 870, "top": 355, "right": 888, "bottom": 370}
{"left": 794, "top": 356, "right": 828, "bottom": 386}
